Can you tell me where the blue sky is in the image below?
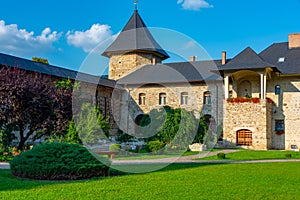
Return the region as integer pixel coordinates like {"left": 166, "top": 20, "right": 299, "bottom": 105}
{"left": 0, "top": 0, "right": 300, "bottom": 75}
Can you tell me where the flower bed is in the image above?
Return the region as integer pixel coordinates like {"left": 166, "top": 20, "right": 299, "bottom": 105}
{"left": 226, "top": 97, "right": 273, "bottom": 104}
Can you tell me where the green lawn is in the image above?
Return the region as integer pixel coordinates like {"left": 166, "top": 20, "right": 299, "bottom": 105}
{"left": 1, "top": 162, "right": 300, "bottom": 199}
{"left": 114, "top": 150, "right": 205, "bottom": 160}
{"left": 196, "top": 150, "right": 300, "bottom": 160}
{"left": 114, "top": 149, "right": 223, "bottom": 160}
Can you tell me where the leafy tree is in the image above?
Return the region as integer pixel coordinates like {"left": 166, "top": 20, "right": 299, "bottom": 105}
{"left": 0, "top": 67, "right": 56, "bottom": 150}
{"left": 0, "top": 126, "right": 16, "bottom": 152}
{"left": 49, "top": 78, "right": 79, "bottom": 139}
{"left": 140, "top": 106, "right": 201, "bottom": 150}
{"left": 76, "top": 103, "right": 111, "bottom": 146}
{"left": 65, "top": 119, "right": 82, "bottom": 144}
{"left": 0, "top": 67, "right": 76, "bottom": 150}
{"left": 193, "top": 114, "right": 208, "bottom": 143}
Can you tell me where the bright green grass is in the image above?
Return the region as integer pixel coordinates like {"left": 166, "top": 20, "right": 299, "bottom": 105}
{"left": 1, "top": 162, "right": 300, "bottom": 199}
{"left": 114, "top": 150, "right": 205, "bottom": 160}
{"left": 197, "top": 150, "right": 300, "bottom": 160}
{"left": 114, "top": 149, "right": 222, "bottom": 160}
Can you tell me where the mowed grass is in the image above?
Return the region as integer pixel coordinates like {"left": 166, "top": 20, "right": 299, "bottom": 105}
{"left": 114, "top": 150, "right": 205, "bottom": 160}
{"left": 1, "top": 162, "right": 300, "bottom": 199}
{"left": 197, "top": 150, "right": 300, "bottom": 160}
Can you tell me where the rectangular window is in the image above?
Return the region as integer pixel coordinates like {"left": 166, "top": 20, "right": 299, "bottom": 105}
{"left": 139, "top": 93, "right": 146, "bottom": 105}
{"left": 275, "top": 120, "right": 284, "bottom": 131}
{"left": 204, "top": 91, "right": 212, "bottom": 105}
{"left": 181, "top": 92, "right": 188, "bottom": 105}
{"left": 159, "top": 93, "right": 167, "bottom": 105}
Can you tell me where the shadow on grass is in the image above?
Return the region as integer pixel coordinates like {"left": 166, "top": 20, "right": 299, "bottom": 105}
{"left": 0, "top": 162, "right": 224, "bottom": 192}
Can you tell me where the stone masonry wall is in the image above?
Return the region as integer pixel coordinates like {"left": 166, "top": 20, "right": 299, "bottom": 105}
{"left": 109, "top": 53, "right": 162, "bottom": 80}
{"left": 267, "top": 76, "right": 300, "bottom": 150}
{"left": 126, "top": 82, "right": 224, "bottom": 126}
{"left": 223, "top": 100, "right": 272, "bottom": 150}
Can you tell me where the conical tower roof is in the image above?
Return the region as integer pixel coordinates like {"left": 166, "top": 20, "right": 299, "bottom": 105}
{"left": 102, "top": 10, "right": 169, "bottom": 60}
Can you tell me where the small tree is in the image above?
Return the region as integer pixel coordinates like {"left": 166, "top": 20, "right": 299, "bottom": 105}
{"left": 193, "top": 114, "right": 208, "bottom": 143}
{"left": 144, "top": 106, "right": 200, "bottom": 150}
{"left": 0, "top": 67, "right": 76, "bottom": 150}
{"left": 76, "top": 103, "right": 111, "bottom": 146}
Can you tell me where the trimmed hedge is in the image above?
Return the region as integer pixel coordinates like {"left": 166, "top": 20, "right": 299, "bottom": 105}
{"left": 217, "top": 152, "right": 226, "bottom": 159}
{"left": 9, "top": 142, "right": 111, "bottom": 180}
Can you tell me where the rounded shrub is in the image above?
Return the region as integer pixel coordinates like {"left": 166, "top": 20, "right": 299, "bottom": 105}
{"left": 9, "top": 142, "right": 111, "bottom": 180}
{"left": 147, "top": 140, "right": 164, "bottom": 153}
{"left": 217, "top": 152, "right": 226, "bottom": 159}
{"left": 109, "top": 144, "right": 121, "bottom": 152}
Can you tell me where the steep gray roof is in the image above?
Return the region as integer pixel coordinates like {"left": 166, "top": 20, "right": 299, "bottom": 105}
{"left": 259, "top": 42, "right": 300, "bottom": 74}
{"left": 220, "top": 47, "right": 277, "bottom": 71}
{"left": 102, "top": 10, "right": 169, "bottom": 60}
{"left": 117, "top": 60, "right": 222, "bottom": 85}
{"left": 0, "top": 52, "right": 115, "bottom": 88}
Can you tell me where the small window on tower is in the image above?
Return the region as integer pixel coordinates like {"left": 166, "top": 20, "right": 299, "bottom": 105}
{"left": 139, "top": 93, "right": 146, "bottom": 105}
{"left": 159, "top": 93, "right": 167, "bottom": 105}
{"left": 181, "top": 92, "right": 188, "bottom": 105}
{"left": 278, "top": 57, "right": 285, "bottom": 63}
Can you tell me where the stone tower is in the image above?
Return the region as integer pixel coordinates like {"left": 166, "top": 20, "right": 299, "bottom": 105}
{"left": 102, "top": 9, "right": 169, "bottom": 80}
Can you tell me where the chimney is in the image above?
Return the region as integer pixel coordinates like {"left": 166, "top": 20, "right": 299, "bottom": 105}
{"left": 190, "top": 56, "right": 196, "bottom": 62}
{"left": 152, "top": 57, "right": 157, "bottom": 65}
{"left": 222, "top": 51, "right": 227, "bottom": 65}
{"left": 289, "top": 33, "right": 300, "bottom": 49}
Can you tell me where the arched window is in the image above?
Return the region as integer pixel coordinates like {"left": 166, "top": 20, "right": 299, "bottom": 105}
{"left": 275, "top": 85, "right": 281, "bottom": 95}
{"left": 159, "top": 93, "right": 167, "bottom": 105}
{"left": 181, "top": 92, "right": 188, "bottom": 105}
{"left": 204, "top": 91, "right": 211, "bottom": 105}
{"left": 139, "top": 93, "right": 146, "bottom": 105}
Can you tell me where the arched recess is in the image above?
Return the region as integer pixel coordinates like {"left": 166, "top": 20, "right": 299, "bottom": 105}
{"left": 238, "top": 80, "right": 252, "bottom": 97}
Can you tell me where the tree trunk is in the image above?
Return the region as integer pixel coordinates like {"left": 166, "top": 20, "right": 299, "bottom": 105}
{"left": 17, "top": 137, "right": 26, "bottom": 151}
{"left": 17, "top": 129, "right": 33, "bottom": 151}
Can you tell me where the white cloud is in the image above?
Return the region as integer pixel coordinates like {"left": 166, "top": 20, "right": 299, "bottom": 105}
{"left": 0, "top": 20, "right": 61, "bottom": 56}
{"left": 177, "top": 0, "right": 213, "bottom": 11}
{"left": 181, "top": 41, "right": 197, "bottom": 50}
{"left": 66, "top": 24, "right": 114, "bottom": 53}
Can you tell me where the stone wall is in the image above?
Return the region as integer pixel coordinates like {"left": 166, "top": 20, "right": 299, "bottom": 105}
{"left": 266, "top": 76, "right": 300, "bottom": 150}
{"left": 223, "top": 100, "right": 272, "bottom": 150}
{"left": 125, "top": 82, "right": 224, "bottom": 126}
{"left": 108, "top": 53, "right": 162, "bottom": 80}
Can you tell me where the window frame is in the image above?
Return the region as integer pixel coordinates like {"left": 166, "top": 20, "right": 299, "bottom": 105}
{"left": 159, "top": 93, "right": 167, "bottom": 105}
{"left": 203, "top": 91, "right": 212, "bottom": 105}
{"left": 138, "top": 93, "right": 146, "bottom": 105}
{"left": 275, "top": 85, "right": 281, "bottom": 95}
{"left": 275, "top": 120, "right": 284, "bottom": 131}
{"left": 180, "top": 92, "right": 188, "bottom": 105}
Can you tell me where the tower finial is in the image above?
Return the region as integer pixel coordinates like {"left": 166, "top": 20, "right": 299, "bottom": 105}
{"left": 134, "top": 0, "right": 138, "bottom": 10}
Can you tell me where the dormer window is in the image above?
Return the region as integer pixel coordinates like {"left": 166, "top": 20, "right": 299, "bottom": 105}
{"left": 278, "top": 57, "right": 285, "bottom": 63}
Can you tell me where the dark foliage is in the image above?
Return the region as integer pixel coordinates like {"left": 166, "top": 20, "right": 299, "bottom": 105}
{"left": 9, "top": 142, "right": 111, "bottom": 180}
{"left": 217, "top": 152, "right": 226, "bottom": 159}
{"left": 139, "top": 106, "right": 202, "bottom": 150}
{"left": 0, "top": 67, "right": 74, "bottom": 150}
{"left": 147, "top": 140, "right": 164, "bottom": 153}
